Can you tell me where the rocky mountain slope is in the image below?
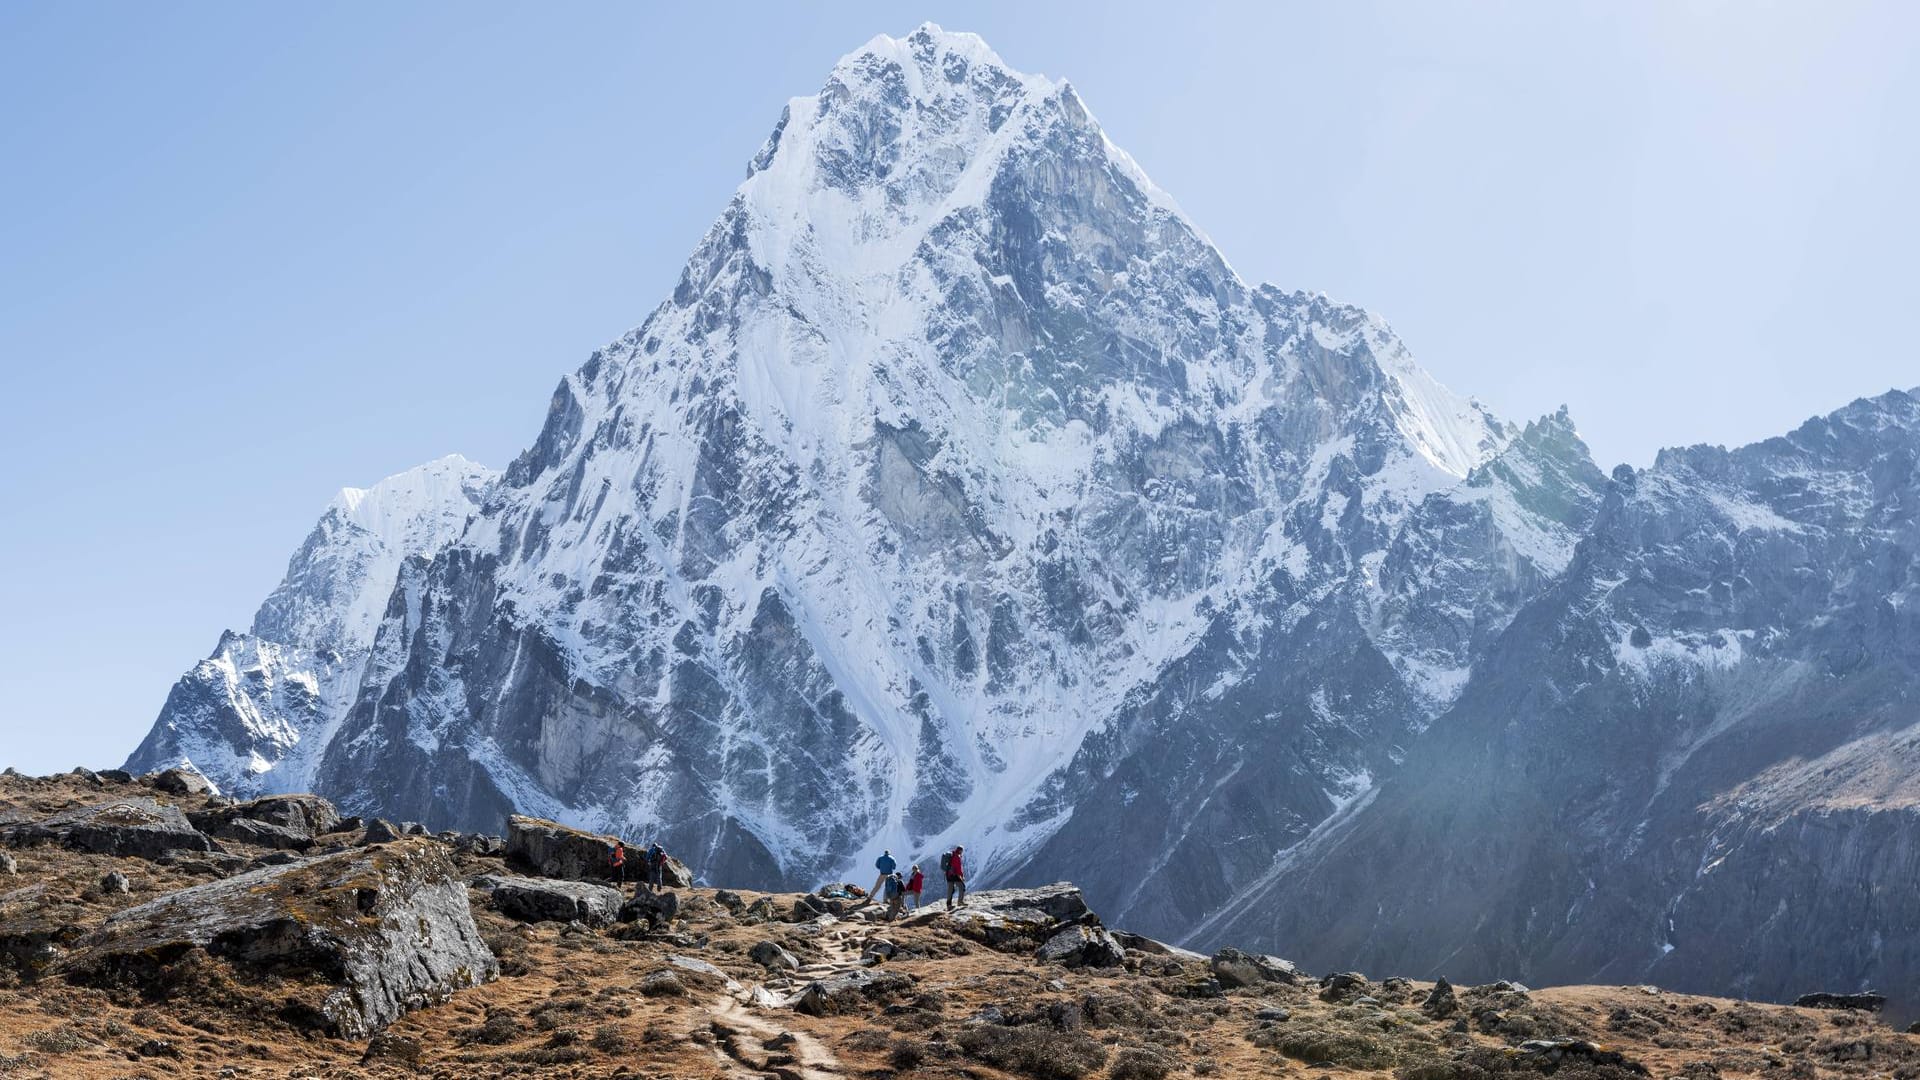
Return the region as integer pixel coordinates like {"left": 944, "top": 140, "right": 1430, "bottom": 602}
{"left": 127, "top": 455, "right": 496, "bottom": 798}
{"left": 7, "top": 772, "right": 1919, "bottom": 1080}
{"left": 122, "top": 23, "right": 1920, "bottom": 1012}
{"left": 1204, "top": 388, "right": 1920, "bottom": 1014}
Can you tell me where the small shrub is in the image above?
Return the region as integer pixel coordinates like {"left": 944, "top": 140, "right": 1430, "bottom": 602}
{"left": 956, "top": 1023, "right": 1109, "bottom": 1080}
{"left": 591, "top": 1023, "right": 631, "bottom": 1053}
{"left": 481, "top": 928, "right": 532, "bottom": 977}
{"left": 23, "top": 1026, "right": 94, "bottom": 1054}
{"left": 890, "top": 1038, "right": 929, "bottom": 1070}
{"left": 1275, "top": 1028, "right": 1398, "bottom": 1069}
{"left": 1109, "top": 1046, "right": 1176, "bottom": 1080}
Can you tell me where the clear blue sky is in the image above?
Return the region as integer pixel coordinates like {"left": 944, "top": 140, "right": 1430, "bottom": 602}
{"left": 2, "top": 2, "right": 1915, "bottom": 773}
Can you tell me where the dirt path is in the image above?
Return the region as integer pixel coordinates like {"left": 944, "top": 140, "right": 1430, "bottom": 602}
{"left": 703, "top": 913, "right": 887, "bottom": 1078}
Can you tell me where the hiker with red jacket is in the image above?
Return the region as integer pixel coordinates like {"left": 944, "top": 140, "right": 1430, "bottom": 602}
{"left": 905, "top": 863, "right": 925, "bottom": 911}
{"left": 941, "top": 844, "right": 967, "bottom": 909}
{"left": 609, "top": 839, "right": 627, "bottom": 889}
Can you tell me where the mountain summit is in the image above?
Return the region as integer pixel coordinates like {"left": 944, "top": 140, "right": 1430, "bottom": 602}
{"left": 129, "top": 28, "right": 1920, "bottom": 1008}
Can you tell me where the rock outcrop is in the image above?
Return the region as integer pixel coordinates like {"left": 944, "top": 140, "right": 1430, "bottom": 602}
{"left": 795, "top": 969, "right": 914, "bottom": 1017}
{"left": 1210, "top": 947, "right": 1305, "bottom": 988}
{"left": 479, "top": 874, "right": 625, "bottom": 928}
{"left": 64, "top": 838, "right": 495, "bottom": 1036}
{"left": 2, "top": 797, "right": 214, "bottom": 860}
{"left": 504, "top": 816, "right": 692, "bottom": 886}
{"left": 1036, "top": 923, "right": 1125, "bottom": 968}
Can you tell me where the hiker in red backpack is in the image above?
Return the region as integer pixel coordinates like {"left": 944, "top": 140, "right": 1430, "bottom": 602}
{"left": 905, "top": 863, "right": 925, "bottom": 911}
{"left": 645, "top": 842, "right": 668, "bottom": 892}
{"left": 941, "top": 844, "right": 967, "bottom": 909}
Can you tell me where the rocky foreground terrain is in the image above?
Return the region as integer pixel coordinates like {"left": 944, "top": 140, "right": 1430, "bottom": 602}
{"left": 4, "top": 770, "right": 1917, "bottom": 1080}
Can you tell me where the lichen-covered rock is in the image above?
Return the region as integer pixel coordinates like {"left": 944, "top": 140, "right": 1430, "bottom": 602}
{"left": 99, "top": 870, "right": 131, "bottom": 896}
{"left": 64, "top": 837, "right": 495, "bottom": 1036}
{"left": 0, "top": 888, "right": 85, "bottom": 981}
{"left": 749, "top": 939, "right": 800, "bottom": 970}
{"left": 1422, "top": 977, "right": 1459, "bottom": 1018}
{"left": 1036, "top": 923, "right": 1125, "bottom": 968}
{"left": 795, "top": 968, "right": 913, "bottom": 1016}
{"left": 505, "top": 815, "right": 694, "bottom": 886}
{"left": 1, "top": 798, "right": 213, "bottom": 860}
{"left": 639, "top": 969, "right": 684, "bottom": 996}
{"left": 1319, "top": 971, "right": 1371, "bottom": 1003}
{"left": 1211, "top": 947, "right": 1305, "bottom": 988}
{"left": 662, "top": 953, "right": 735, "bottom": 989}
{"left": 362, "top": 819, "right": 403, "bottom": 844}
{"left": 925, "top": 882, "right": 1091, "bottom": 949}
{"left": 964, "top": 883, "right": 1089, "bottom": 923}
{"left": 190, "top": 795, "right": 340, "bottom": 848}
{"left": 486, "top": 875, "right": 624, "bottom": 927}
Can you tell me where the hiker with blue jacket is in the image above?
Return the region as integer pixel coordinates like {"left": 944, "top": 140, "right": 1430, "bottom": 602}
{"left": 863, "top": 849, "right": 897, "bottom": 906}
{"left": 645, "top": 842, "right": 668, "bottom": 892}
{"left": 882, "top": 870, "right": 908, "bottom": 920}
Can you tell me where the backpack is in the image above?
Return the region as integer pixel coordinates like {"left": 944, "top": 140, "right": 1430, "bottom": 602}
{"left": 939, "top": 851, "right": 952, "bottom": 876}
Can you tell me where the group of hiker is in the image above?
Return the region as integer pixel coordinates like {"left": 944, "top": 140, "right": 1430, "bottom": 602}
{"left": 608, "top": 838, "right": 672, "bottom": 892}
{"left": 864, "top": 844, "right": 966, "bottom": 919}
{"left": 607, "top": 834, "right": 974, "bottom": 919}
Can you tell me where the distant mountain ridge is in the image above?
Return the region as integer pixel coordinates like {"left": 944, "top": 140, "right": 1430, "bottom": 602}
{"left": 127, "top": 25, "right": 1920, "bottom": 1008}
{"left": 128, "top": 455, "right": 496, "bottom": 798}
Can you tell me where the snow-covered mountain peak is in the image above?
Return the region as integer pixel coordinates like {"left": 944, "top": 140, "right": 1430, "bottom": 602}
{"left": 254, "top": 454, "right": 496, "bottom": 657}
{"left": 324, "top": 454, "right": 495, "bottom": 557}
{"left": 741, "top": 25, "right": 1062, "bottom": 283}
{"left": 131, "top": 455, "right": 498, "bottom": 797}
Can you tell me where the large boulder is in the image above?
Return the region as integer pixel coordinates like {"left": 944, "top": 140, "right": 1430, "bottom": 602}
{"left": 964, "top": 883, "right": 1090, "bottom": 923}
{"left": 921, "top": 880, "right": 1090, "bottom": 945}
{"left": 922, "top": 883, "right": 1090, "bottom": 949}
{"left": 190, "top": 795, "right": 340, "bottom": 848}
{"left": 64, "top": 838, "right": 495, "bottom": 1037}
{"left": 201, "top": 817, "right": 316, "bottom": 852}
{"left": 619, "top": 889, "right": 681, "bottom": 931}
{"left": 1422, "top": 977, "right": 1460, "bottom": 1018}
{"left": 146, "top": 768, "right": 214, "bottom": 796}
{"left": 1, "top": 798, "right": 213, "bottom": 860}
{"left": 504, "top": 816, "right": 692, "bottom": 885}
{"left": 795, "top": 968, "right": 913, "bottom": 1016}
{"left": 1036, "top": 924, "right": 1126, "bottom": 968}
{"left": 0, "top": 883, "right": 85, "bottom": 981}
{"left": 1210, "top": 947, "right": 1305, "bottom": 988}
{"left": 1793, "top": 992, "right": 1885, "bottom": 1012}
{"left": 484, "top": 875, "right": 624, "bottom": 928}
{"left": 749, "top": 939, "right": 800, "bottom": 971}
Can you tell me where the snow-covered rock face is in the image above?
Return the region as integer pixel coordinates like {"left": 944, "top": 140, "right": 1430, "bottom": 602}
{"left": 1213, "top": 388, "right": 1920, "bottom": 1010}
{"left": 267, "top": 25, "right": 1592, "bottom": 899}
{"left": 127, "top": 456, "right": 496, "bottom": 796}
